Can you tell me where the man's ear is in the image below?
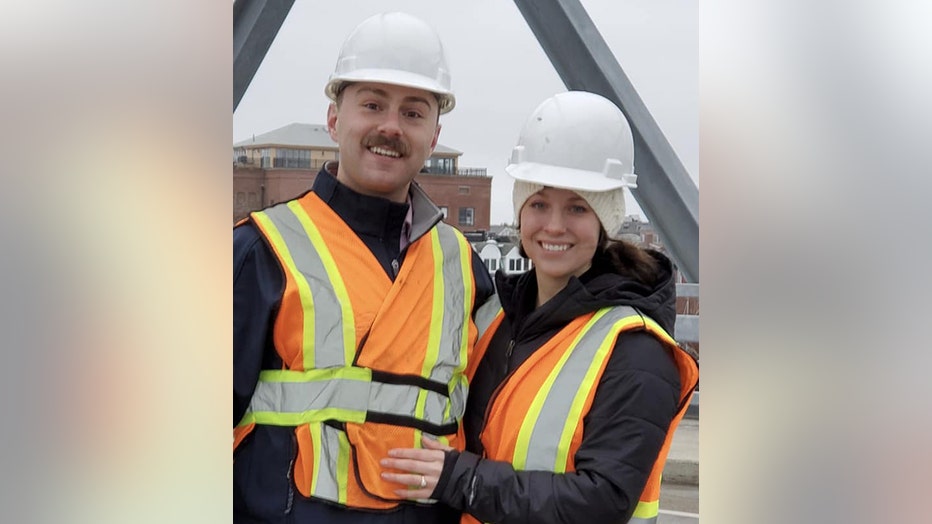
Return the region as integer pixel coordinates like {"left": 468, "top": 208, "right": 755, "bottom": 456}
{"left": 429, "top": 123, "right": 441, "bottom": 152}
{"left": 327, "top": 103, "right": 339, "bottom": 142}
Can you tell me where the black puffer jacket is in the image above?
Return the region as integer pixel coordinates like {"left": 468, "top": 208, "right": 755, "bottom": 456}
{"left": 433, "top": 249, "right": 686, "bottom": 524}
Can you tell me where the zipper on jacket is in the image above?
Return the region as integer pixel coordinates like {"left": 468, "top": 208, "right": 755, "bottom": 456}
{"left": 467, "top": 471, "right": 479, "bottom": 506}
{"left": 478, "top": 339, "right": 519, "bottom": 449}
{"left": 284, "top": 432, "right": 296, "bottom": 515}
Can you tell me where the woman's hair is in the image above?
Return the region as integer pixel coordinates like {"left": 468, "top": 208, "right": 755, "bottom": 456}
{"left": 599, "top": 229, "right": 662, "bottom": 285}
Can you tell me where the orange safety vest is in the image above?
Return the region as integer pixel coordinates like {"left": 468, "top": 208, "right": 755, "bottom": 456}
{"left": 233, "top": 191, "right": 479, "bottom": 510}
{"left": 464, "top": 301, "right": 698, "bottom": 524}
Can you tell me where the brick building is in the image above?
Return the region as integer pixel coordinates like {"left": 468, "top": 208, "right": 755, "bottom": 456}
{"left": 233, "top": 123, "right": 491, "bottom": 232}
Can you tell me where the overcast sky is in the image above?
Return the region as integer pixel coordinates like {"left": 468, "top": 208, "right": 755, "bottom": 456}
{"left": 233, "top": 0, "right": 698, "bottom": 225}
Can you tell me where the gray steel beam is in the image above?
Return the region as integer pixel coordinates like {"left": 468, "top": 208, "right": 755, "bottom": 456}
{"left": 234, "top": 0, "right": 295, "bottom": 112}
{"left": 674, "top": 315, "right": 699, "bottom": 343}
{"left": 514, "top": 0, "right": 699, "bottom": 282}
{"left": 676, "top": 283, "right": 700, "bottom": 298}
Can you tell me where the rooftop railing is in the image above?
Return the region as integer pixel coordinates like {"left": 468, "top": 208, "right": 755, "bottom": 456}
{"left": 456, "top": 167, "right": 489, "bottom": 177}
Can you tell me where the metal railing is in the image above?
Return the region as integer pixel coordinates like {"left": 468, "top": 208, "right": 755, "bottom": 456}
{"left": 675, "top": 283, "right": 699, "bottom": 344}
{"left": 456, "top": 167, "right": 489, "bottom": 177}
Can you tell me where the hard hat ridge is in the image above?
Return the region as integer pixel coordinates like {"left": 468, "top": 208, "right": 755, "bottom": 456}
{"left": 325, "top": 12, "right": 456, "bottom": 114}
{"left": 505, "top": 91, "right": 636, "bottom": 191}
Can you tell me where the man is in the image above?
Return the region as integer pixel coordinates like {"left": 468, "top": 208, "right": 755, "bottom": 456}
{"left": 233, "top": 12, "right": 495, "bottom": 524}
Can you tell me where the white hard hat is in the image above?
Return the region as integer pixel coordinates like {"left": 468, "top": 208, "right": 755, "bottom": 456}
{"left": 507, "top": 91, "right": 638, "bottom": 236}
{"left": 324, "top": 12, "right": 456, "bottom": 114}
{"left": 505, "top": 91, "right": 637, "bottom": 191}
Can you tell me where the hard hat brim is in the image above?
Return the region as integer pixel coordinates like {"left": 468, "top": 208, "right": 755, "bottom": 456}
{"left": 505, "top": 162, "right": 629, "bottom": 192}
{"left": 325, "top": 69, "right": 455, "bottom": 114}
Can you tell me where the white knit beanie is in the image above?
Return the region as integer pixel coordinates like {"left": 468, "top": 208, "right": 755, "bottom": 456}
{"left": 513, "top": 180, "right": 626, "bottom": 237}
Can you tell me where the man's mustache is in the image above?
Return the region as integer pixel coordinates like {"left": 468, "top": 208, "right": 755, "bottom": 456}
{"left": 363, "top": 134, "right": 409, "bottom": 157}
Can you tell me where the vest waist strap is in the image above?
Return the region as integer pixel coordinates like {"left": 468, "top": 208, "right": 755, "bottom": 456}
{"left": 240, "top": 367, "right": 465, "bottom": 434}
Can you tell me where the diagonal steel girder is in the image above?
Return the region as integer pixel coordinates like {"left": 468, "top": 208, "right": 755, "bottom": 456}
{"left": 234, "top": 0, "right": 295, "bottom": 112}
{"left": 513, "top": 0, "right": 699, "bottom": 282}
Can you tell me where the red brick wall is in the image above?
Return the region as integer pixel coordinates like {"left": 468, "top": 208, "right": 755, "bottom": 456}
{"left": 233, "top": 167, "right": 265, "bottom": 223}
{"left": 416, "top": 174, "right": 491, "bottom": 232}
{"left": 265, "top": 170, "right": 318, "bottom": 205}
{"left": 676, "top": 296, "right": 699, "bottom": 315}
{"left": 234, "top": 166, "right": 492, "bottom": 232}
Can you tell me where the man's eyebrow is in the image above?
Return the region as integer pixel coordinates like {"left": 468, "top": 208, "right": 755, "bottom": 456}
{"left": 356, "top": 86, "right": 388, "bottom": 98}
{"left": 402, "top": 95, "right": 432, "bottom": 109}
{"left": 355, "top": 86, "right": 433, "bottom": 110}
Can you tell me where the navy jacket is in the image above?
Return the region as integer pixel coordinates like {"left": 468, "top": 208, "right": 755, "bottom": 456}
{"left": 234, "top": 165, "right": 494, "bottom": 523}
{"left": 434, "top": 249, "right": 686, "bottom": 524}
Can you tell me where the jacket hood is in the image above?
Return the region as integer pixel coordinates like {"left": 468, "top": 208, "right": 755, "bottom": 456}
{"left": 495, "top": 248, "right": 678, "bottom": 341}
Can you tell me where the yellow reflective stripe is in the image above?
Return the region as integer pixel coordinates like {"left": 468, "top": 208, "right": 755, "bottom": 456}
{"left": 553, "top": 312, "right": 619, "bottom": 471}
{"left": 309, "top": 423, "right": 348, "bottom": 503}
{"left": 644, "top": 316, "right": 676, "bottom": 345}
{"left": 336, "top": 428, "right": 350, "bottom": 504}
{"left": 253, "top": 210, "right": 316, "bottom": 366}
{"left": 258, "top": 367, "right": 370, "bottom": 382}
{"left": 310, "top": 422, "right": 322, "bottom": 496}
{"left": 240, "top": 367, "right": 372, "bottom": 426}
{"left": 412, "top": 230, "right": 444, "bottom": 447}
{"left": 513, "top": 309, "right": 609, "bottom": 470}
{"left": 420, "top": 229, "right": 445, "bottom": 386}
{"left": 632, "top": 499, "right": 659, "bottom": 519}
{"left": 240, "top": 366, "right": 461, "bottom": 429}
{"left": 421, "top": 228, "right": 445, "bottom": 379}
{"left": 287, "top": 200, "right": 355, "bottom": 367}
{"left": 241, "top": 407, "right": 365, "bottom": 426}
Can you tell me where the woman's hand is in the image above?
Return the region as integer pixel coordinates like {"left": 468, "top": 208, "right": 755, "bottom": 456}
{"left": 380, "top": 435, "right": 453, "bottom": 499}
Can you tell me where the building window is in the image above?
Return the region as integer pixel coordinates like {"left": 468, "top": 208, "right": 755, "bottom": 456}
{"left": 260, "top": 149, "right": 271, "bottom": 168}
{"left": 458, "top": 207, "right": 474, "bottom": 226}
{"left": 234, "top": 147, "right": 247, "bottom": 164}
{"left": 423, "top": 157, "right": 454, "bottom": 175}
{"left": 486, "top": 259, "right": 498, "bottom": 272}
{"left": 508, "top": 258, "right": 531, "bottom": 272}
{"left": 273, "top": 148, "right": 311, "bottom": 169}
{"left": 439, "top": 206, "right": 448, "bottom": 219}
{"left": 458, "top": 186, "right": 470, "bottom": 194}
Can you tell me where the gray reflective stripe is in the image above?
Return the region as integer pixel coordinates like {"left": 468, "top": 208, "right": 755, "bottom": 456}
{"left": 261, "top": 204, "right": 348, "bottom": 368}
{"left": 474, "top": 295, "right": 502, "bottom": 340}
{"left": 416, "top": 380, "right": 466, "bottom": 426}
{"left": 249, "top": 376, "right": 369, "bottom": 418}
{"left": 254, "top": 208, "right": 470, "bottom": 431}
{"left": 629, "top": 517, "right": 657, "bottom": 524}
{"left": 522, "top": 306, "right": 637, "bottom": 471}
{"left": 310, "top": 423, "right": 344, "bottom": 503}
{"left": 370, "top": 382, "right": 459, "bottom": 425}
{"left": 248, "top": 373, "right": 461, "bottom": 426}
{"left": 448, "top": 378, "right": 467, "bottom": 425}
{"left": 427, "top": 224, "right": 471, "bottom": 386}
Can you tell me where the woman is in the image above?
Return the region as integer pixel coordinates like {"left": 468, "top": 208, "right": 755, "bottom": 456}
{"left": 380, "top": 91, "right": 699, "bottom": 524}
